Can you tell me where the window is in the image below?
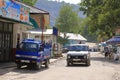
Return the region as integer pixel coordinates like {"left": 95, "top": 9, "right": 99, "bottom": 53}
{"left": 19, "top": 43, "right": 38, "bottom": 52}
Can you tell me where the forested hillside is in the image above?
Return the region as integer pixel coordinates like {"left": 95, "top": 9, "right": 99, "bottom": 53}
{"left": 35, "top": 0, "right": 85, "bottom": 27}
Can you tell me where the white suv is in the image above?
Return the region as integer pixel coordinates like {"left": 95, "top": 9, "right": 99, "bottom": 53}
{"left": 66, "top": 44, "right": 90, "bottom": 66}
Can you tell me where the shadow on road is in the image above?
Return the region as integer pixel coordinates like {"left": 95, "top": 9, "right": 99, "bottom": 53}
{"left": 0, "top": 66, "right": 49, "bottom": 76}
{"left": 66, "top": 64, "right": 90, "bottom": 67}
{"left": 13, "top": 65, "right": 49, "bottom": 73}
{"left": 91, "top": 56, "right": 120, "bottom": 65}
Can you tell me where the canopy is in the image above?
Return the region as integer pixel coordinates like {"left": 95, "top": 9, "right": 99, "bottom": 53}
{"left": 106, "top": 36, "right": 120, "bottom": 44}
{"left": 29, "top": 17, "right": 39, "bottom": 28}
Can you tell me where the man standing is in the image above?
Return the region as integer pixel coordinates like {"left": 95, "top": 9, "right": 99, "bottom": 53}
{"left": 104, "top": 46, "right": 110, "bottom": 58}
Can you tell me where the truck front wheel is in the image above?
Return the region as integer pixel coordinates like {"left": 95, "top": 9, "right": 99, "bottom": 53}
{"left": 45, "top": 59, "right": 49, "bottom": 68}
{"left": 36, "top": 62, "right": 42, "bottom": 70}
{"left": 17, "top": 64, "right": 21, "bottom": 69}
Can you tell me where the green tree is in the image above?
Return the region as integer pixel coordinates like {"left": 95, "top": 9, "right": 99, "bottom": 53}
{"left": 55, "top": 4, "right": 81, "bottom": 44}
{"left": 17, "top": 0, "right": 37, "bottom": 6}
{"left": 79, "top": 0, "right": 120, "bottom": 41}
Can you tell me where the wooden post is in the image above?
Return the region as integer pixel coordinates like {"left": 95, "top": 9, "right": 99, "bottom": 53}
{"left": 41, "top": 15, "right": 45, "bottom": 42}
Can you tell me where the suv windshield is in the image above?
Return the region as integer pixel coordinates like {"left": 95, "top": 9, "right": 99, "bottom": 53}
{"left": 19, "top": 42, "right": 38, "bottom": 52}
{"left": 68, "top": 45, "right": 88, "bottom": 51}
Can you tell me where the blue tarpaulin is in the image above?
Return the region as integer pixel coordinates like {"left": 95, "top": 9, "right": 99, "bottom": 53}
{"left": 106, "top": 36, "right": 120, "bottom": 44}
{"left": 53, "top": 27, "right": 58, "bottom": 36}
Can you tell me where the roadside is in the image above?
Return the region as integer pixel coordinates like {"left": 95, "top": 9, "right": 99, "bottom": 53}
{"left": 0, "top": 54, "right": 66, "bottom": 69}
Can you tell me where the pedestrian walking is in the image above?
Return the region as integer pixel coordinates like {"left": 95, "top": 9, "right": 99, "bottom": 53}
{"left": 104, "top": 46, "right": 110, "bottom": 58}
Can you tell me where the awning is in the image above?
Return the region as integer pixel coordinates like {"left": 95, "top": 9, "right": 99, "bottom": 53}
{"left": 29, "top": 17, "right": 39, "bottom": 28}
{"left": 106, "top": 36, "right": 120, "bottom": 44}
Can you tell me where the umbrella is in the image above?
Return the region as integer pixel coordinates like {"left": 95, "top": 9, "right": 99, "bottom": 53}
{"left": 106, "top": 36, "right": 120, "bottom": 44}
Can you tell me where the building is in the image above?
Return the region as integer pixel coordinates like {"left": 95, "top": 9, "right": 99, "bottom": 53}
{"left": 60, "top": 33, "right": 87, "bottom": 45}
{"left": 26, "top": 29, "right": 58, "bottom": 57}
{"left": 0, "top": 0, "right": 50, "bottom": 62}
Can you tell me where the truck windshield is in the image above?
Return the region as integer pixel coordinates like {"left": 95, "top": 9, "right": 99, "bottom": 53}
{"left": 68, "top": 45, "right": 88, "bottom": 51}
{"left": 19, "top": 42, "right": 38, "bottom": 52}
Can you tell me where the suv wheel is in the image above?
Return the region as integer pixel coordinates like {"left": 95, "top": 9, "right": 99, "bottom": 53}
{"left": 67, "top": 61, "right": 70, "bottom": 66}
{"left": 67, "top": 61, "right": 73, "bottom": 66}
{"left": 86, "top": 59, "right": 90, "bottom": 66}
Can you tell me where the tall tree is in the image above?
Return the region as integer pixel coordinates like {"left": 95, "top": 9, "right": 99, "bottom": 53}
{"left": 55, "top": 4, "right": 81, "bottom": 44}
{"left": 79, "top": 0, "right": 120, "bottom": 41}
{"left": 55, "top": 4, "right": 80, "bottom": 36}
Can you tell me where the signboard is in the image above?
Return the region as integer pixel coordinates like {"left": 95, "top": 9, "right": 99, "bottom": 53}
{"left": 0, "top": 0, "right": 30, "bottom": 23}
{"left": 20, "top": 5, "right": 30, "bottom": 23}
{"left": 53, "top": 27, "right": 58, "bottom": 36}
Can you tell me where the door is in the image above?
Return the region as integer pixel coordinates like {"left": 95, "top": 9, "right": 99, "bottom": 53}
{"left": 0, "top": 22, "right": 13, "bottom": 62}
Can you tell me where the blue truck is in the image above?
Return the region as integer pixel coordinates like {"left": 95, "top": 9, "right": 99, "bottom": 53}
{"left": 15, "top": 39, "right": 51, "bottom": 69}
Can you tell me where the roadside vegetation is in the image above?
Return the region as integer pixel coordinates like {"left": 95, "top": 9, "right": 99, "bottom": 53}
{"left": 55, "top": 4, "right": 82, "bottom": 44}
{"left": 79, "top": 0, "right": 120, "bottom": 42}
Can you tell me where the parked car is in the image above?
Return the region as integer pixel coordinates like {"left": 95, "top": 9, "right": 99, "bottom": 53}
{"left": 62, "top": 46, "right": 69, "bottom": 53}
{"left": 66, "top": 44, "right": 91, "bottom": 66}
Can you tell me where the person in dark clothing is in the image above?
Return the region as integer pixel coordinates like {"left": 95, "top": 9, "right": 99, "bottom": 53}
{"left": 104, "top": 46, "right": 110, "bottom": 58}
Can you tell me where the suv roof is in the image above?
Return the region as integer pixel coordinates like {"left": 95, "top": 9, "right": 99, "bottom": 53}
{"left": 69, "top": 44, "right": 88, "bottom": 46}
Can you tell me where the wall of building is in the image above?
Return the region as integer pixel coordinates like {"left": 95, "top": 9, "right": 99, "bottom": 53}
{"left": 27, "top": 33, "right": 54, "bottom": 42}
{"left": 13, "top": 23, "right": 32, "bottom": 48}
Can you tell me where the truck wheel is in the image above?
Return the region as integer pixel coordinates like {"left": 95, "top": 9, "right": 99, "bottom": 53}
{"left": 36, "top": 62, "right": 42, "bottom": 70}
{"left": 86, "top": 59, "right": 90, "bottom": 66}
{"left": 45, "top": 59, "right": 49, "bottom": 68}
{"left": 17, "top": 64, "right": 21, "bottom": 69}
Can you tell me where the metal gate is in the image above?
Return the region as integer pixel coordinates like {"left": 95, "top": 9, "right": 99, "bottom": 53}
{"left": 0, "top": 22, "right": 13, "bottom": 62}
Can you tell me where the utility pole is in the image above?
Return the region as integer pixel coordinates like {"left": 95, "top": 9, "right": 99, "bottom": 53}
{"left": 41, "top": 15, "right": 45, "bottom": 42}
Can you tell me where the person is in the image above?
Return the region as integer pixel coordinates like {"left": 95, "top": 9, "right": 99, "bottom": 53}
{"left": 114, "top": 46, "right": 120, "bottom": 61}
{"left": 104, "top": 46, "right": 110, "bottom": 58}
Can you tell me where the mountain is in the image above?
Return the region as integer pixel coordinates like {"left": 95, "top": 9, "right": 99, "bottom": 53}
{"left": 35, "top": 0, "right": 86, "bottom": 27}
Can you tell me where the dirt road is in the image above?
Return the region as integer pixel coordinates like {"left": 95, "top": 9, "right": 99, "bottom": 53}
{"left": 0, "top": 52, "right": 120, "bottom": 80}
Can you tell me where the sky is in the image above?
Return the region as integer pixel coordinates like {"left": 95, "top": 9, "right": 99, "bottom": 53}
{"left": 51, "top": 0, "right": 81, "bottom": 4}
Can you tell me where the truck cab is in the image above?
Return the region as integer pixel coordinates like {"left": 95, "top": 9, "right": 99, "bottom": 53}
{"left": 15, "top": 39, "right": 51, "bottom": 69}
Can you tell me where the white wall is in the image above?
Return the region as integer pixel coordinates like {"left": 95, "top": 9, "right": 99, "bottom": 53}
{"left": 13, "top": 23, "right": 32, "bottom": 48}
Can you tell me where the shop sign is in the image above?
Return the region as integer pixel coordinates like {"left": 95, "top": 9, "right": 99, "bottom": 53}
{"left": 0, "top": 0, "right": 30, "bottom": 23}
{"left": 20, "top": 5, "right": 30, "bottom": 23}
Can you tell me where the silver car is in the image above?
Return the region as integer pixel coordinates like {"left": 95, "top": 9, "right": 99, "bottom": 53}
{"left": 66, "top": 44, "right": 90, "bottom": 66}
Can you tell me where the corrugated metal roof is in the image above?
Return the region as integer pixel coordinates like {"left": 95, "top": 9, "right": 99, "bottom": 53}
{"left": 27, "top": 29, "right": 53, "bottom": 35}
{"left": 60, "top": 33, "right": 87, "bottom": 41}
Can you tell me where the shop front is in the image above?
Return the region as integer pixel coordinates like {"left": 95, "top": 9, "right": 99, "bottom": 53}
{"left": 0, "top": 21, "right": 13, "bottom": 62}
{"left": 0, "top": 0, "right": 30, "bottom": 62}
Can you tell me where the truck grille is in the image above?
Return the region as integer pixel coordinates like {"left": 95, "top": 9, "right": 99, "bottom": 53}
{"left": 71, "top": 55, "right": 84, "bottom": 59}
